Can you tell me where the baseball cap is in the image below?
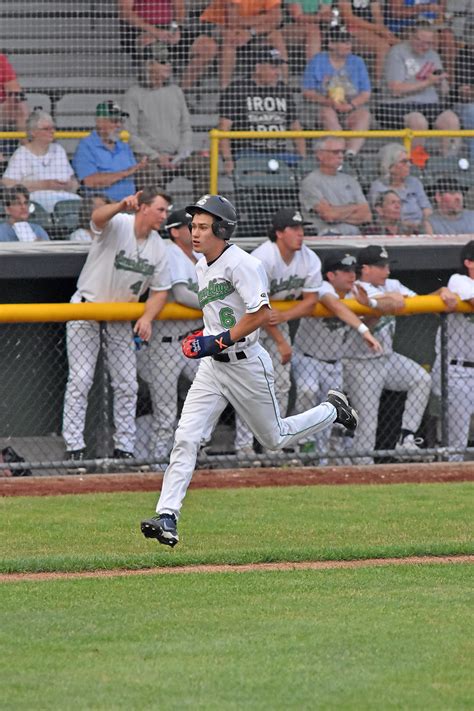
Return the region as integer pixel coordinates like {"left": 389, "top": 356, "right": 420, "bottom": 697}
{"left": 357, "top": 245, "right": 390, "bottom": 266}
{"left": 271, "top": 208, "right": 311, "bottom": 231}
{"left": 327, "top": 25, "right": 352, "bottom": 43}
{"left": 143, "top": 41, "right": 170, "bottom": 64}
{"left": 253, "top": 45, "right": 286, "bottom": 66}
{"left": 96, "top": 100, "right": 129, "bottom": 119}
{"left": 461, "top": 240, "right": 474, "bottom": 261}
{"left": 434, "top": 176, "right": 464, "bottom": 193}
{"left": 323, "top": 250, "right": 357, "bottom": 273}
{"left": 166, "top": 209, "right": 190, "bottom": 231}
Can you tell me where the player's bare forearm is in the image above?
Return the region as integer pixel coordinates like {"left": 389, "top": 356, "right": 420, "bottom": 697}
{"left": 135, "top": 289, "right": 169, "bottom": 341}
{"left": 268, "top": 293, "right": 318, "bottom": 324}
{"left": 229, "top": 305, "right": 270, "bottom": 342}
{"left": 323, "top": 293, "right": 365, "bottom": 329}
{"left": 91, "top": 200, "right": 126, "bottom": 230}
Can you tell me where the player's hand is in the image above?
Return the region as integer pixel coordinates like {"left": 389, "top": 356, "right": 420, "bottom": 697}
{"left": 267, "top": 309, "right": 286, "bottom": 326}
{"left": 438, "top": 287, "right": 458, "bottom": 311}
{"left": 352, "top": 283, "right": 371, "bottom": 307}
{"left": 363, "top": 331, "right": 383, "bottom": 354}
{"left": 277, "top": 340, "right": 292, "bottom": 365}
{"left": 134, "top": 316, "right": 152, "bottom": 342}
{"left": 182, "top": 329, "right": 235, "bottom": 359}
{"left": 120, "top": 191, "right": 143, "bottom": 212}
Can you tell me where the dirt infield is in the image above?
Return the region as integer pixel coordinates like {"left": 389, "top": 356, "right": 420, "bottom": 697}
{"left": 1, "top": 555, "right": 472, "bottom": 584}
{"left": 1, "top": 461, "right": 473, "bottom": 497}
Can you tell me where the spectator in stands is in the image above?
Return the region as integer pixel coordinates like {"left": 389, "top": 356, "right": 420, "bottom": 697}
{"left": 302, "top": 25, "right": 372, "bottom": 157}
{"left": 118, "top": 0, "right": 217, "bottom": 90}
{"left": 218, "top": 44, "right": 306, "bottom": 175}
{"left": 282, "top": 0, "right": 333, "bottom": 62}
{"left": 68, "top": 194, "right": 111, "bottom": 242}
{"left": 452, "top": 25, "right": 474, "bottom": 161}
{"left": 368, "top": 143, "right": 433, "bottom": 234}
{"left": 122, "top": 43, "right": 209, "bottom": 196}
{"left": 0, "top": 185, "right": 49, "bottom": 242}
{"left": 2, "top": 110, "right": 80, "bottom": 214}
{"left": 200, "top": 0, "right": 289, "bottom": 89}
{"left": 365, "top": 189, "right": 415, "bottom": 235}
{"left": 385, "top": 1, "right": 456, "bottom": 78}
{"left": 0, "top": 53, "right": 29, "bottom": 164}
{"left": 72, "top": 101, "right": 148, "bottom": 202}
{"left": 376, "top": 22, "right": 460, "bottom": 156}
{"left": 338, "top": 0, "right": 399, "bottom": 84}
{"left": 299, "top": 135, "right": 372, "bottom": 235}
{"left": 427, "top": 177, "right": 474, "bottom": 234}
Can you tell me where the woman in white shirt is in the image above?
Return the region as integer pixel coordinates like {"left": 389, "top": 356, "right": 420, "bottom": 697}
{"left": 1, "top": 109, "right": 80, "bottom": 213}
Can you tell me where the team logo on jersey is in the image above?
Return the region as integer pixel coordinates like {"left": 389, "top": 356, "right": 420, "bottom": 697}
{"left": 198, "top": 278, "right": 235, "bottom": 307}
{"left": 114, "top": 250, "right": 155, "bottom": 276}
{"left": 269, "top": 275, "right": 306, "bottom": 296}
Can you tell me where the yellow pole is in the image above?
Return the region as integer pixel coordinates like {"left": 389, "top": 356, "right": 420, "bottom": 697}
{"left": 209, "top": 129, "right": 220, "bottom": 194}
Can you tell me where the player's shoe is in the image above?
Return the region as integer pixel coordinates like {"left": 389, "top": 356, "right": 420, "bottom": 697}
{"left": 66, "top": 449, "right": 85, "bottom": 461}
{"left": 141, "top": 513, "right": 179, "bottom": 548}
{"left": 113, "top": 449, "right": 134, "bottom": 459}
{"left": 394, "top": 433, "right": 425, "bottom": 459}
{"left": 326, "top": 390, "right": 359, "bottom": 433}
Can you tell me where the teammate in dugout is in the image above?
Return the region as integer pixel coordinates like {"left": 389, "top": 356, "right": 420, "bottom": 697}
{"left": 62, "top": 188, "right": 172, "bottom": 463}
{"left": 141, "top": 194, "right": 359, "bottom": 548}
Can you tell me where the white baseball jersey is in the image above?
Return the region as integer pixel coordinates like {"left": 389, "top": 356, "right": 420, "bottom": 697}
{"left": 294, "top": 281, "right": 351, "bottom": 360}
{"left": 164, "top": 241, "right": 200, "bottom": 338}
{"left": 344, "top": 277, "right": 415, "bottom": 359}
{"left": 78, "top": 213, "right": 171, "bottom": 302}
{"left": 443, "top": 273, "right": 474, "bottom": 361}
{"left": 251, "top": 241, "right": 322, "bottom": 299}
{"left": 196, "top": 243, "right": 270, "bottom": 350}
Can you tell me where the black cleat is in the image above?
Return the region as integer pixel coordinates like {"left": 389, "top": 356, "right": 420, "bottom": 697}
{"left": 113, "top": 449, "right": 134, "bottom": 459}
{"left": 141, "top": 513, "right": 179, "bottom": 548}
{"left": 326, "top": 390, "right": 359, "bottom": 433}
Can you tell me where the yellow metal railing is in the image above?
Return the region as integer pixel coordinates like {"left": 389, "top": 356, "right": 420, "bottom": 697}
{"left": 0, "top": 295, "right": 471, "bottom": 323}
{"left": 208, "top": 128, "right": 474, "bottom": 193}
{"left": 0, "top": 130, "right": 130, "bottom": 141}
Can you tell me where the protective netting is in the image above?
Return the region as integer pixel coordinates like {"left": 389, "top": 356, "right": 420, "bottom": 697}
{"left": 1, "top": 1, "right": 473, "bottom": 238}
{"left": 0, "top": 309, "right": 472, "bottom": 475}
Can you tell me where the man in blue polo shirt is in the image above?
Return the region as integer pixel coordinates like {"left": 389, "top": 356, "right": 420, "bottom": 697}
{"left": 72, "top": 100, "right": 148, "bottom": 202}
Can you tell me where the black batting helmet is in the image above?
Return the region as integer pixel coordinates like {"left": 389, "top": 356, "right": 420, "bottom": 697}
{"left": 186, "top": 194, "right": 237, "bottom": 240}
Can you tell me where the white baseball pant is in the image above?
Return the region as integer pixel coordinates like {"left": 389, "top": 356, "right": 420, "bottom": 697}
{"left": 157, "top": 344, "right": 337, "bottom": 516}
{"left": 62, "top": 319, "right": 137, "bottom": 452}
{"left": 445, "top": 364, "right": 474, "bottom": 461}
{"left": 342, "top": 352, "right": 431, "bottom": 464}
{"left": 234, "top": 328, "right": 291, "bottom": 449}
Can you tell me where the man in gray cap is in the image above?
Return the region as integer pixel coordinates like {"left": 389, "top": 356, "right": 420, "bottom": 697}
{"left": 428, "top": 178, "right": 474, "bottom": 235}
{"left": 123, "top": 43, "right": 209, "bottom": 197}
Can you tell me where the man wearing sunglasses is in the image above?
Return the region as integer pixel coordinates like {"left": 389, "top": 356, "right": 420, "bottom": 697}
{"left": 299, "top": 135, "right": 372, "bottom": 235}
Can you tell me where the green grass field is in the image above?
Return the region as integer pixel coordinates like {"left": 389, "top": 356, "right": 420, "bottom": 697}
{"left": 1, "top": 482, "right": 473, "bottom": 709}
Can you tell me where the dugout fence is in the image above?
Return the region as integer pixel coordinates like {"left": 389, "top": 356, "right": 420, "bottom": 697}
{"left": 0, "top": 296, "right": 472, "bottom": 475}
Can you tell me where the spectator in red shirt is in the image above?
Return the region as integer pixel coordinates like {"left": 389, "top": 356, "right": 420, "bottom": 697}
{"left": 0, "top": 54, "right": 29, "bottom": 163}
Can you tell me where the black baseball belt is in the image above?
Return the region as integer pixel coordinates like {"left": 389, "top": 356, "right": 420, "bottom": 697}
{"left": 450, "top": 359, "right": 474, "bottom": 368}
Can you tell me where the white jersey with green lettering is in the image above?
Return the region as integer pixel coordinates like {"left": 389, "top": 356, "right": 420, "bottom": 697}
{"left": 196, "top": 243, "right": 270, "bottom": 350}
{"left": 78, "top": 213, "right": 171, "bottom": 302}
{"left": 251, "top": 240, "right": 322, "bottom": 300}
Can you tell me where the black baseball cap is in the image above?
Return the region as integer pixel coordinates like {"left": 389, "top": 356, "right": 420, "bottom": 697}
{"left": 461, "top": 240, "right": 474, "bottom": 261}
{"left": 324, "top": 250, "right": 357, "bottom": 273}
{"left": 327, "top": 25, "right": 352, "bottom": 43}
{"left": 96, "top": 100, "right": 129, "bottom": 119}
{"left": 166, "top": 209, "right": 190, "bottom": 230}
{"left": 434, "top": 176, "right": 464, "bottom": 194}
{"left": 357, "top": 245, "right": 390, "bottom": 266}
{"left": 253, "top": 45, "right": 286, "bottom": 66}
{"left": 271, "top": 208, "right": 311, "bottom": 231}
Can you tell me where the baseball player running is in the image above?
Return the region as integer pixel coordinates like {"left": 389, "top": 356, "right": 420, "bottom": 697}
{"left": 137, "top": 209, "right": 201, "bottom": 465}
{"left": 62, "top": 188, "right": 171, "bottom": 461}
{"left": 431, "top": 240, "right": 474, "bottom": 461}
{"left": 342, "top": 245, "right": 456, "bottom": 463}
{"left": 235, "top": 207, "right": 323, "bottom": 458}
{"left": 141, "top": 195, "right": 358, "bottom": 547}
{"left": 293, "top": 251, "right": 382, "bottom": 463}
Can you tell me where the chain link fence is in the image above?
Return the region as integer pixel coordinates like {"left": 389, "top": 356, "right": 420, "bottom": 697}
{"left": 0, "top": 303, "right": 472, "bottom": 475}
